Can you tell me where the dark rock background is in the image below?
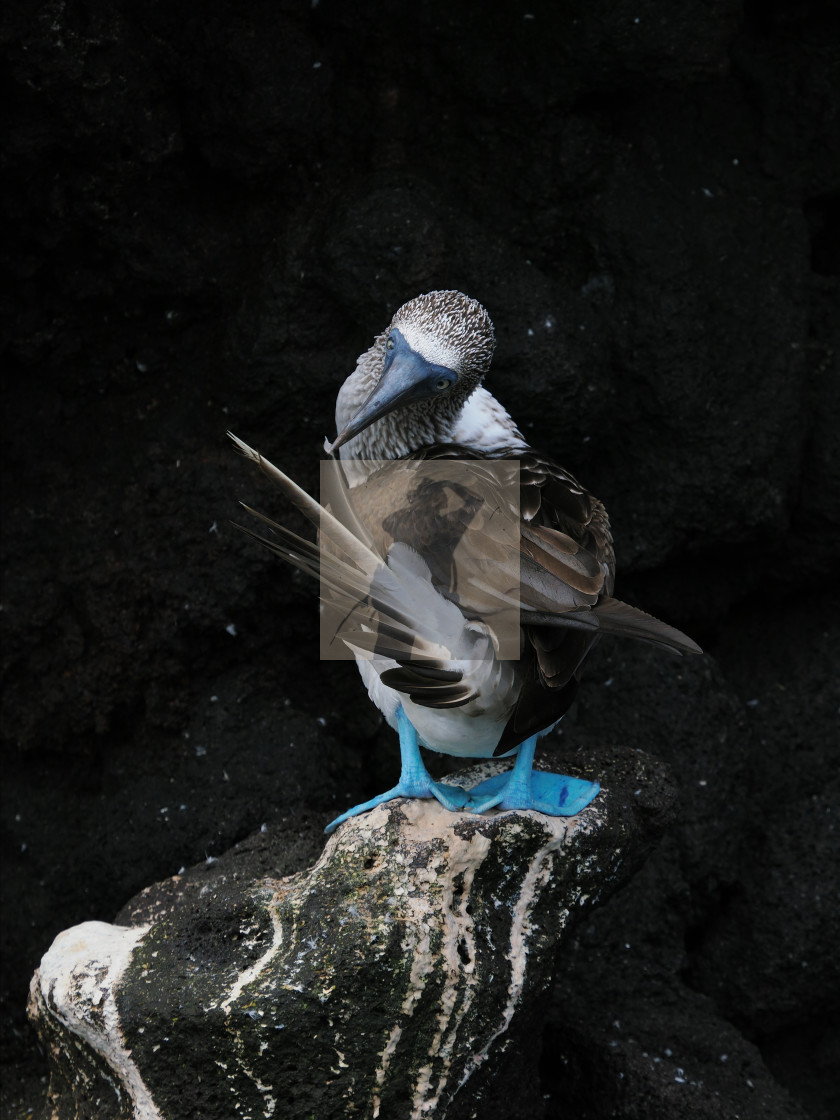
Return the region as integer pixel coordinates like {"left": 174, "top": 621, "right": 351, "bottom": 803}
{"left": 1, "top": 0, "right": 838, "bottom": 1117}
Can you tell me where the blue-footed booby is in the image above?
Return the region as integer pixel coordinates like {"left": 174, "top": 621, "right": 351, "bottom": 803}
{"left": 231, "top": 290, "right": 701, "bottom": 833}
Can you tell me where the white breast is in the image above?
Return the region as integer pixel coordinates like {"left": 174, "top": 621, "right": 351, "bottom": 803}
{"left": 356, "top": 650, "right": 524, "bottom": 758}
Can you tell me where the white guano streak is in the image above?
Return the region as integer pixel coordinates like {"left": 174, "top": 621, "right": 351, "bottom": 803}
{"left": 372, "top": 805, "right": 494, "bottom": 1120}
{"left": 371, "top": 887, "right": 432, "bottom": 1118}
{"left": 219, "top": 897, "right": 286, "bottom": 1119}
{"left": 457, "top": 821, "right": 572, "bottom": 1090}
{"left": 220, "top": 896, "right": 284, "bottom": 1013}
{"left": 31, "top": 920, "right": 161, "bottom": 1120}
{"left": 410, "top": 831, "right": 492, "bottom": 1118}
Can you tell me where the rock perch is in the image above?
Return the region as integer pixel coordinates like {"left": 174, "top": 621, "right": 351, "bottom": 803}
{"left": 29, "top": 748, "right": 675, "bottom": 1120}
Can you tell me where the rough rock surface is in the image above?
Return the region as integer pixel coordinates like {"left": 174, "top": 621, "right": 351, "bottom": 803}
{"left": 29, "top": 750, "right": 673, "bottom": 1120}
{"left": 2, "top": 1, "right": 839, "bottom": 1118}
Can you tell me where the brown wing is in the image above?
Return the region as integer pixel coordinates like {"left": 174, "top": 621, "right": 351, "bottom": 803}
{"left": 405, "top": 444, "right": 698, "bottom": 748}
{"left": 232, "top": 434, "right": 699, "bottom": 731}
{"left": 506, "top": 447, "right": 614, "bottom": 747}
{"left": 405, "top": 445, "right": 614, "bottom": 587}
{"left": 406, "top": 441, "right": 613, "bottom": 649}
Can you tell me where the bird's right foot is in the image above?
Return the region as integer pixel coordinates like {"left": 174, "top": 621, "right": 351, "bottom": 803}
{"left": 324, "top": 776, "right": 468, "bottom": 834}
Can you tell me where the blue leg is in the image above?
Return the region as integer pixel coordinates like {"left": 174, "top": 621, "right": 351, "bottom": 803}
{"left": 466, "top": 734, "right": 600, "bottom": 816}
{"left": 325, "top": 707, "right": 469, "bottom": 833}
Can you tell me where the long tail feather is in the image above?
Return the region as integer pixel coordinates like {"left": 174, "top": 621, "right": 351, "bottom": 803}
{"left": 523, "top": 596, "right": 700, "bottom": 655}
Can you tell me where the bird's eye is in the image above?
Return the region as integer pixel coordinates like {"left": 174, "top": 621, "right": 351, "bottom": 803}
{"left": 386, "top": 337, "right": 395, "bottom": 351}
{"left": 435, "top": 377, "right": 450, "bottom": 392}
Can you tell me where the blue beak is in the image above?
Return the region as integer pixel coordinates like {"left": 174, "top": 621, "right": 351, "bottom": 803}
{"left": 327, "top": 330, "right": 457, "bottom": 454}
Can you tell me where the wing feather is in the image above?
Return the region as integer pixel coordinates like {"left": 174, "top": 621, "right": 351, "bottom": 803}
{"left": 230, "top": 434, "right": 700, "bottom": 732}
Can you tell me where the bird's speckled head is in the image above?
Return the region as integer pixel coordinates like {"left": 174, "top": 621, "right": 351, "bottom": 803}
{"left": 329, "top": 291, "right": 497, "bottom": 455}
{"left": 390, "top": 291, "right": 495, "bottom": 385}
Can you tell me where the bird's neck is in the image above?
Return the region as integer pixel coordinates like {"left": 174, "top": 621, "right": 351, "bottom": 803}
{"left": 337, "top": 406, "right": 441, "bottom": 459}
{"left": 448, "top": 386, "right": 528, "bottom": 456}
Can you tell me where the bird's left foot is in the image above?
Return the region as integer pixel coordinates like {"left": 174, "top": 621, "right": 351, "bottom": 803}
{"left": 466, "top": 770, "right": 600, "bottom": 817}
{"left": 325, "top": 707, "right": 473, "bottom": 833}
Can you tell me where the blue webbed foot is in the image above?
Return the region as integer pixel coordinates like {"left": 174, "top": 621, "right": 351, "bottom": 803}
{"left": 324, "top": 776, "right": 468, "bottom": 835}
{"left": 324, "top": 706, "right": 468, "bottom": 834}
{"left": 466, "top": 734, "right": 600, "bottom": 817}
{"left": 466, "top": 770, "right": 600, "bottom": 816}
